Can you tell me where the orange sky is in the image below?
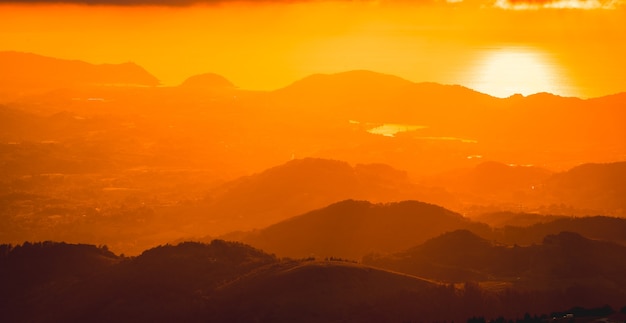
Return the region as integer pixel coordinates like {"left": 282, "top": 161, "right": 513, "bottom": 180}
{"left": 1, "top": 1, "right": 625, "bottom": 98}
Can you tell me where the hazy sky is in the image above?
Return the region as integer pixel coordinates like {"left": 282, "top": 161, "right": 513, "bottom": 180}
{"left": 1, "top": 0, "right": 625, "bottom": 97}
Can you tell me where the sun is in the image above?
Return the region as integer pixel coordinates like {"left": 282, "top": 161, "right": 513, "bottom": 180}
{"left": 469, "top": 48, "right": 574, "bottom": 98}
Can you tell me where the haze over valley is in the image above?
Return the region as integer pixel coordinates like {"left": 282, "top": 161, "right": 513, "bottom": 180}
{"left": 1, "top": 50, "right": 625, "bottom": 322}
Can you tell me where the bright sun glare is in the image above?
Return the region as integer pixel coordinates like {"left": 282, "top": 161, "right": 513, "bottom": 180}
{"left": 470, "top": 48, "right": 573, "bottom": 98}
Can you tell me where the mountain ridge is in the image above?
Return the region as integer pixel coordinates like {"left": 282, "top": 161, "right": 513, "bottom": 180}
{"left": 0, "top": 51, "right": 160, "bottom": 91}
{"left": 3, "top": 237, "right": 626, "bottom": 322}
{"left": 2, "top": 51, "right": 625, "bottom": 98}
{"left": 230, "top": 199, "right": 491, "bottom": 259}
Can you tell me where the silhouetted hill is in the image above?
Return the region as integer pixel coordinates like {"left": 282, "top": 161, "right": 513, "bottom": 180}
{"left": 3, "top": 239, "right": 625, "bottom": 323}
{"left": 272, "top": 70, "right": 497, "bottom": 126}
{"left": 0, "top": 51, "right": 159, "bottom": 95}
{"left": 0, "top": 240, "right": 277, "bottom": 323}
{"left": 543, "top": 161, "right": 626, "bottom": 216}
{"left": 178, "top": 73, "right": 235, "bottom": 89}
{"left": 365, "top": 230, "right": 626, "bottom": 301}
{"left": 0, "top": 242, "right": 120, "bottom": 319}
{"left": 277, "top": 70, "right": 489, "bottom": 101}
{"left": 206, "top": 260, "right": 454, "bottom": 323}
{"left": 201, "top": 158, "right": 457, "bottom": 234}
{"left": 473, "top": 211, "right": 565, "bottom": 228}
{"left": 364, "top": 230, "right": 510, "bottom": 281}
{"left": 495, "top": 215, "right": 626, "bottom": 246}
{"left": 0, "top": 242, "right": 119, "bottom": 283}
{"left": 277, "top": 70, "right": 416, "bottom": 96}
{"left": 234, "top": 199, "right": 490, "bottom": 259}
{"left": 132, "top": 240, "right": 275, "bottom": 279}
{"left": 528, "top": 232, "right": 626, "bottom": 298}
{"left": 0, "top": 240, "right": 459, "bottom": 323}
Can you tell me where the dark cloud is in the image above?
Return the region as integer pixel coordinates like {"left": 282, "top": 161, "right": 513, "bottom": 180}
{"left": 1, "top": 0, "right": 621, "bottom": 8}
{"left": 0, "top": 0, "right": 447, "bottom": 6}
{"left": 0, "top": 0, "right": 328, "bottom": 5}
{"left": 0, "top": 0, "right": 284, "bottom": 6}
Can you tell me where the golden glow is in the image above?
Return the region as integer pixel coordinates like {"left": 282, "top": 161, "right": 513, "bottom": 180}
{"left": 469, "top": 48, "right": 574, "bottom": 98}
{"left": 0, "top": 2, "right": 625, "bottom": 96}
{"left": 1, "top": 0, "right": 626, "bottom": 264}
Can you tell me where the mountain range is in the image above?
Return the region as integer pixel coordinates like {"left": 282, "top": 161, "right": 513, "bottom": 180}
{"left": 199, "top": 158, "right": 458, "bottom": 233}
{"left": 217, "top": 198, "right": 626, "bottom": 261}
{"left": 1, "top": 51, "right": 624, "bottom": 176}
{"left": 2, "top": 50, "right": 626, "bottom": 322}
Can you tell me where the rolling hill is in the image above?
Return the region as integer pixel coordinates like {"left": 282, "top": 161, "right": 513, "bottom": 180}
{"left": 364, "top": 229, "right": 626, "bottom": 303}
{"left": 494, "top": 215, "right": 626, "bottom": 246}
{"left": 542, "top": 161, "right": 626, "bottom": 216}
{"left": 3, "top": 238, "right": 626, "bottom": 323}
{"left": 201, "top": 158, "right": 458, "bottom": 234}
{"left": 178, "top": 73, "right": 235, "bottom": 90}
{"left": 0, "top": 240, "right": 457, "bottom": 323}
{"left": 232, "top": 199, "right": 490, "bottom": 259}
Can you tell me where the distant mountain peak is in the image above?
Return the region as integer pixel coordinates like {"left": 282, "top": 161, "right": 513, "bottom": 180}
{"left": 542, "top": 231, "right": 590, "bottom": 246}
{"left": 302, "top": 70, "right": 411, "bottom": 83}
{"left": 277, "top": 70, "right": 415, "bottom": 93}
{"left": 421, "top": 229, "right": 492, "bottom": 250}
{"left": 179, "top": 73, "right": 235, "bottom": 89}
{"left": 274, "top": 69, "right": 495, "bottom": 110}
{"left": 0, "top": 51, "right": 160, "bottom": 89}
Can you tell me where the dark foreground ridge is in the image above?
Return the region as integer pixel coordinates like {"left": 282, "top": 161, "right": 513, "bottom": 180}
{"left": 2, "top": 236, "right": 626, "bottom": 323}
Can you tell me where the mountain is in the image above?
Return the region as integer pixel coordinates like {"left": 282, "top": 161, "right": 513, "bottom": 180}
{"left": 495, "top": 215, "right": 626, "bottom": 246}
{"left": 275, "top": 70, "right": 417, "bottom": 97}
{"left": 472, "top": 211, "right": 565, "bottom": 228}
{"left": 0, "top": 241, "right": 120, "bottom": 319}
{"left": 233, "top": 199, "right": 490, "bottom": 259}
{"left": 364, "top": 230, "right": 626, "bottom": 303}
{"left": 272, "top": 69, "right": 617, "bottom": 141}
{"left": 0, "top": 51, "right": 159, "bottom": 95}
{"left": 0, "top": 240, "right": 277, "bottom": 323}
{"left": 200, "top": 158, "right": 458, "bottom": 234}
{"left": 178, "top": 73, "right": 235, "bottom": 89}
{"left": 205, "top": 260, "right": 451, "bottom": 323}
{"left": 365, "top": 230, "right": 510, "bottom": 282}
{"left": 542, "top": 161, "right": 626, "bottom": 216}
{"left": 270, "top": 70, "right": 498, "bottom": 128}
{"left": 265, "top": 70, "right": 626, "bottom": 176}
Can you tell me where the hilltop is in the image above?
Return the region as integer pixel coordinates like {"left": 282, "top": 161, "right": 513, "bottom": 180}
{"left": 231, "top": 199, "right": 490, "bottom": 259}
{"left": 0, "top": 51, "right": 159, "bottom": 93}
